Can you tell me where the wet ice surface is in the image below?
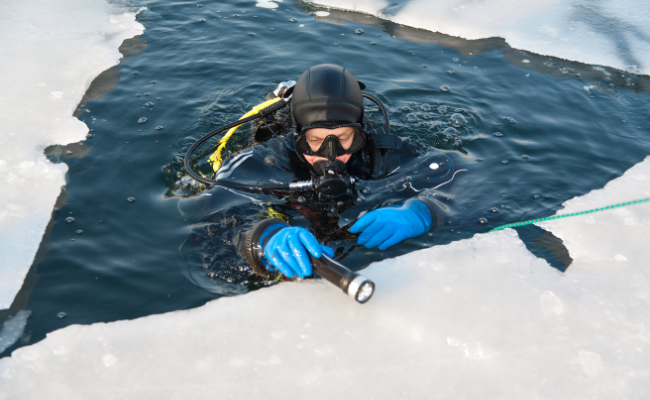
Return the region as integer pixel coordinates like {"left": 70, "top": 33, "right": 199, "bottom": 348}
{"left": 307, "top": 0, "right": 650, "bottom": 75}
{"left": 0, "top": 0, "right": 144, "bottom": 309}
{"left": 0, "top": 311, "right": 31, "bottom": 354}
{"left": 1, "top": 158, "right": 649, "bottom": 398}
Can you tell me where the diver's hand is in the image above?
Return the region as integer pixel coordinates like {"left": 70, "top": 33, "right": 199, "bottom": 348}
{"left": 263, "top": 227, "right": 334, "bottom": 278}
{"left": 349, "top": 199, "right": 431, "bottom": 250}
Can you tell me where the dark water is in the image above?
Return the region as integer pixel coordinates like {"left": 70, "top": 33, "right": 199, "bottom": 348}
{"left": 2, "top": 0, "right": 650, "bottom": 357}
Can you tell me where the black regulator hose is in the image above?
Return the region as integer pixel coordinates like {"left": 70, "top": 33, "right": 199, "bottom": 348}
{"left": 362, "top": 93, "right": 390, "bottom": 134}
{"left": 183, "top": 98, "right": 290, "bottom": 189}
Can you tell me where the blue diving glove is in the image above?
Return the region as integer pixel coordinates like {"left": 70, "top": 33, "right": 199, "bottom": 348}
{"left": 263, "top": 226, "right": 335, "bottom": 278}
{"left": 349, "top": 199, "right": 431, "bottom": 250}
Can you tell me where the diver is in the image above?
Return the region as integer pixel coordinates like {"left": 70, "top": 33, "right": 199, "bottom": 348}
{"left": 182, "top": 64, "right": 460, "bottom": 290}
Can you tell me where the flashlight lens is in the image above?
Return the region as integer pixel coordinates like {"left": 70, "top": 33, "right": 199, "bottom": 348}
{"left": 356, "top": 282, "right": 374, "bottom": 303}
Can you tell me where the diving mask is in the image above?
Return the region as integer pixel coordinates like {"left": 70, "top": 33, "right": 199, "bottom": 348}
{"left": 295, "top": 123, "right": 366, "bottom": 162}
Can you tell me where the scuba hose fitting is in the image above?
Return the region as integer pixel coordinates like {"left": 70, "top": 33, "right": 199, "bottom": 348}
{"left": 235, "top": 219, "right": 375, "bottom": 304}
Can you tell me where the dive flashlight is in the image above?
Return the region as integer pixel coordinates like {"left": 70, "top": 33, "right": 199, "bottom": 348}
{"left": 309, "top": 253, "right": 375, "bottom": 304}
{"left": 235, "top": 219, "right": 375, "bottom": 304}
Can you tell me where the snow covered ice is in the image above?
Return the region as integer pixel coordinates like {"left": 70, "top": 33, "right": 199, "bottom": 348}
{"left": 0, "top": 0, "right": 144, "bottom": 309}
{"left": 306, "top": 0, "right": 650, "bottom": 75}
{"left": 2, "top": 0, "right": 650, "bottom": 397}
{"left": 1, "top": 157, "right": 649, "bottom": 398}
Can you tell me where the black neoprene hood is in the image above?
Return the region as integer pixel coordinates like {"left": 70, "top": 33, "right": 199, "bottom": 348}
{"left": 291, "top": 64, "right": 364, "bottom": 132}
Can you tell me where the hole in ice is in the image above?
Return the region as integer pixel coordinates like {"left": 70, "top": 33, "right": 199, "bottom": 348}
{"left": 514, "top": 224, "right": 573, "bottom": 272}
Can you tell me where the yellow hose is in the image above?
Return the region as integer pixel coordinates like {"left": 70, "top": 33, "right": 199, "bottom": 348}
{"left": 208, "top": 97, "right": 284, "bottom": 173}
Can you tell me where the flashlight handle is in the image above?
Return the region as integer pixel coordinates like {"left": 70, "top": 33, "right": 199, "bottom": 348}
{"left": 309, "top": 254, "right": 373, "bottom": 298}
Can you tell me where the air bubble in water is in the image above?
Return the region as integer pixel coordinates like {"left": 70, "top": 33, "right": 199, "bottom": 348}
{"left": 522, "top": 155, "right": 529, "bottom": 159}
{"left": 138, "top": 117, "right": 147, "bottom": 124}
{"left": 355, "top": 28, "right": 364, "bottom": 34}
{"left": 65, "top": 150, "right": 73, "bottom": 155}
{"left": 135, "top": 94, "right": 141, "bottom": 97}
{"left": 76, "top": 230, "right": 83, "bottom": 234}
{"left": 437, "top": 105, "right": 447, "bottom": 114}
{"left": 501, "top": 160, "right": 509, "bottom": 164}
{"left": 401, "top": 106, "right": 412, "bottom": 113}
{"left": 336, "top": 201, "right": 344, "bottom": 208}
{"left": 440, "top": 85, "right": 451, "bottom": 92}
{"left": 145, "top": 102, "right": 154, "bottom": 107}
{"left": 494, "top": 132, "right": 503, "bottom": 137}
{"left": 503, "top": 116, "right": 516, "bottom": 124}
{"left": 156, "top": 126, "right": 163, "bottom": 130}
{"left": 405, "top": 113, "right": 418, "bottom": 123}
{"left": 356, "top": 195, "right": 365, "bottom": 203}
{"left": 314, "top": 11, "right": 330, "bottom": 16}
{"left": 144, "top": 93, "right": 150, "bottom": 96}
{"left": 289, "top": 18, "right": 297, "bottom": 22}
{"left": 442, "top": 127, "right": 457, "bottom": 137}
{"left": 57, "top": 312, "right": 67, "bottom": 318}
{"left": 65, "top": 217, "right": 75, "bottom": 223}
{"left": 249, "top": 32, "right": 255, "bottom": 36}
{"left": 133, "top": 71, "right": 139, "bottom": 75}
{"left": 448, "top": 70, "right": 454, "bottom": 75}
{"left": 490, "top": 208, "right": 499, "bottom": 213}
{"left": 452, "top": 57, "right": 459, "bottom": 62}
{"left": 479, "top": 217, "right": 488, "bottom": 224}
{"left": 533, "top": 194, "right": 540, "bottom": 199}
{"left": 361, "top": 187, "right": 371, "bottom": 195}
{"left": 297, "top": 196, "right": 306, "bottom": 203}
{"left": 450, "top": 113, "right": 466, "bottom": 126}
{"left": 150, "top": 81, "right": 157, "bottom": 84}
{"left": 420, "top": 103, "right": 431, "bottom": 112}
{"left": 199, "top": 19, "right": 206, "bottom": 22}
{"left": 522, "top": 59, "right": 530, "bottom": 64}
{"left": 127, "top": 197, "right": 135, "bottom": 202}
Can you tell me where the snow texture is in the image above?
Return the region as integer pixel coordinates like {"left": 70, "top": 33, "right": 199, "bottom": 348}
{"left": 306, "top": 0, "right": 650, "bottom": 76}
{"left": 1, "top": 157, "right": 649, "bottom": 399}
{"left": 0, "top": 0, "right": 144, "bottom": 309}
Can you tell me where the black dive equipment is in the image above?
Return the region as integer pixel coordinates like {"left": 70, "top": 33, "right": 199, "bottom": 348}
{"left": 236, "top": 219, "right": 375, "bottom": 304}
{"left": 312, "top": 160, "right": 354, "bottom": 199}
{"left": 184, "top": 65, "right": 392, "bottom": 195}
{"left": 183, "top": 96, "right": 389, "bottom": 193}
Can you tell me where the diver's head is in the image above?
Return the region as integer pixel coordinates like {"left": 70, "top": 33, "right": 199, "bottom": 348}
{"left": 291, "top": 64, "right": 366, "bottom": 173}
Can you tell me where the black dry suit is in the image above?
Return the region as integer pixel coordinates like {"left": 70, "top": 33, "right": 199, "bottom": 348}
{"left": 179, "top": 65, "right": 462, "bottom": 295}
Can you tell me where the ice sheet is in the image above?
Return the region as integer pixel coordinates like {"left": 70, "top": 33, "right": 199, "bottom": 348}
{"left": 0, "top": 0, "right": 144, "bottom": 309}
{"left": 306, "top": 0, "right": 650, "bottom": 75}
{"left": 0, "top": 311, "right": 31, "bottom": 354}
{"left": 1, "top": 157, "right": 648, "bottom": 398}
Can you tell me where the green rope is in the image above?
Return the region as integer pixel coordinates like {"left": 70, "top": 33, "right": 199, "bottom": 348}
{"left": 488, "top": 197, "right": 650, "bottom": 233}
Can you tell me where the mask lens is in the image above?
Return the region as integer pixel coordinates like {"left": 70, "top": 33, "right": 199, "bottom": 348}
{"left": 297, "top": 124, "right": 365, "bottom": 157}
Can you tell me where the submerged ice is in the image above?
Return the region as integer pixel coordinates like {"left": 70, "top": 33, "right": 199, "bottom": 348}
{"left": 306, "top": 0, "right": 650, "bottom": 76}
{"left": 1, "top": 157, "right": 648, "bottom": 398}
{"left": 0, "top": 0, "right": 144, "bottom": 309}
